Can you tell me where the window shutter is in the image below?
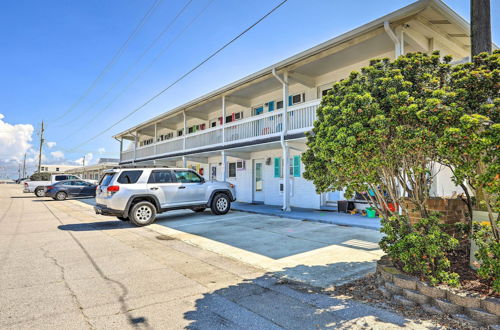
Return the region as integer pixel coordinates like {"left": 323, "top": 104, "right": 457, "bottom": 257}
{"left": 268, "top": 101, "right": 275, "bottom": 111}
{"left": 288, "top": 95, "right": 293, "bottom": 106}
{"left": 274, "top": 157, "right": 281, "bottom": 178}
{"left": 293, "top": 155, "right": 300, "bottom": 177}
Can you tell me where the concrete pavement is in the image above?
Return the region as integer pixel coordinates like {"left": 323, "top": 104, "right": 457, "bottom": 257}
{"left": 0, "top": 185, "right": 439, "bottom": 329}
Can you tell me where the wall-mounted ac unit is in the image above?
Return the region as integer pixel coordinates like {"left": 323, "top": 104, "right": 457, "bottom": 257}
{"left": 236, "top": 160, "right": 245, "bottom": 170}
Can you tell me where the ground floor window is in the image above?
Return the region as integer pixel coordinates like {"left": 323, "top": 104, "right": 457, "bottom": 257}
{"left": 228, "top": 162, "right": 236, "bottom": 178}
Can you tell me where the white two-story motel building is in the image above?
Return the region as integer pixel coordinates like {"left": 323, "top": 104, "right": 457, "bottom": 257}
{"left": 114, "top": 0, "right": 471, "bottom": 211}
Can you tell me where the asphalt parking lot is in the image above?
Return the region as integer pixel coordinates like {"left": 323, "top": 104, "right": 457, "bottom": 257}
{"left": 2, "top": 186, "right": 438, "bottom": 329}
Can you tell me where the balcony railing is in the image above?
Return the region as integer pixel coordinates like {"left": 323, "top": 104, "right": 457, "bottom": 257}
{"left": 124, "top": 99, "right": 320, "bottom": 161}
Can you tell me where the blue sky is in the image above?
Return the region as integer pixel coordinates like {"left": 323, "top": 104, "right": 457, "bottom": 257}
{"left": 0, "top": 0, "right": 498, "bottom": 177}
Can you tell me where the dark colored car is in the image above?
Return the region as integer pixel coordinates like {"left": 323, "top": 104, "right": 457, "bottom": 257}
{"left": 45, "top": 180, "right": 97, "bottom": 201}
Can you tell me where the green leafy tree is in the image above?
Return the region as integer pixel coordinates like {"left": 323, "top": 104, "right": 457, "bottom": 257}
{"left": 437, "top": 51, "right": 499, "bottom": 240}
{"left": 303, "top": 52, "right": 454, "bottom": 221}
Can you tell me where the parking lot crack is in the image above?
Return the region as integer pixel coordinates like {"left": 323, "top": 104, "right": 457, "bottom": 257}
{"left": 40, "top": 246, "right": 94, "bottom": 330}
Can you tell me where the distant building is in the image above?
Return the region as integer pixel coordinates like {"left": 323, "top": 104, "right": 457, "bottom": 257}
{"left": 64, "top": 158, "right": 119, "bottom": 181}
{"left": 40, "top": 164, "right": 79, "bottom": 173}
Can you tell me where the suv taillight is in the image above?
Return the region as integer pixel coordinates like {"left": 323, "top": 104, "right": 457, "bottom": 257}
{"left": 107, "top": 185, "right": 120, "bottom": 196}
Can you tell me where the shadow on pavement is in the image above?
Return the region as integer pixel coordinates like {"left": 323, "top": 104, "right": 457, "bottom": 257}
{"left": 184, "top": 262, "right": 421, "bottom": 329}
{"left": 58, "top": 221, "right": 133, "bottom": 231}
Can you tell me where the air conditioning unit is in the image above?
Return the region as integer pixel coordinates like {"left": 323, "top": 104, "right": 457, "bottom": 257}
{"left": 236, "top": 160, "right": 245, "bottom": 170}
{"left": 265, "top": 158, "right": 271, "bottom": 165}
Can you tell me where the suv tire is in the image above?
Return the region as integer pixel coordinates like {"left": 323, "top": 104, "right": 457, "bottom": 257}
{"left": 35, "top": 188, "right": 45, "bottom": 197}
{"left": 55, "top": 191, "right": 67, "bottom": 201}
{"left": 129, "top": 201, "right": 157, "bottom": 226}
{"left": 210, "top": 193, "right": 230, "bottom": 215}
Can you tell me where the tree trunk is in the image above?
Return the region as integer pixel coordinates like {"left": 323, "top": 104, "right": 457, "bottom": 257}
{"left": 471, "top": 0, "right": 492, "bottom": 56}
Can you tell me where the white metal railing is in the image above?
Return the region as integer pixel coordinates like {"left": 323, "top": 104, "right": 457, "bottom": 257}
{"left": 123, "top": 99, "right": 320, "bottom": 161}
{"left": 185, "top": 126, "right": 223, "bottom": 149}
{"left": 135, "top": 145, "right": 155, "bottom": 159}
{"left": 121, "top": 150, "right": 134, "bottom": 161}
{"left": 224, "top": 111, "right": 283, "bottom": 143}
{"left": 287, "top": 99, "right": 320, "bottom": 131}
{"left": 156, "top": 137, "right": 183, "bottom": 155}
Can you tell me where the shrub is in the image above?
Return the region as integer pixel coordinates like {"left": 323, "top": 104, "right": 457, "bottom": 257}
{"left": 472, "top": 222, "right": 500, "bottom": 293}
{"left": 380, "top": 213, "right": 460, "bottom": 286}
{"left": 29, "top": 172, "right": 51, "bottom": 181}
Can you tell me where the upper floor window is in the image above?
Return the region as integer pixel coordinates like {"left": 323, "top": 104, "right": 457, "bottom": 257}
{"left": 321, "top": 88, "right": 332, "bottom": 97}
{"left": 253, "top": 106, "right": 264, "bottom": 116}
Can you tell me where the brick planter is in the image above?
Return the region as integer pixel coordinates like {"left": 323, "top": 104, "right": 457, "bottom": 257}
{"left": 376, "top": 257, "right": 500, "bottom": 326}
{"left": 402, "top": 197, "right": 468, "bottom": 227}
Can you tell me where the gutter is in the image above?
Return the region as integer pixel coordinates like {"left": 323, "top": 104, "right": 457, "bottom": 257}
{"left": 384, "top": 21, "right": 401, "bottom": 57}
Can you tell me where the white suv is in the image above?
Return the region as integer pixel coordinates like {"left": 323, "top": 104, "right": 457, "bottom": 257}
{"left": 94, "top": 167, "right": 236, "bottom": 226}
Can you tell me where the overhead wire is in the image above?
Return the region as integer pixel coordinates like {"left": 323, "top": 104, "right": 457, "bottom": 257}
{"left": 59, "top": 0, "right": 194, "bottom": 128}
{"left": 50, "top": 0, "right": 164, "bottom": 124}
{"left": 67, "top": 0, "right": 289, "bottom": 152}
{"left": 61, "top": 0, "right": 215, "bottom": 140}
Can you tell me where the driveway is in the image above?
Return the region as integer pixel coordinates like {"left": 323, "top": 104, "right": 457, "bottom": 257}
{"left": 80, "top": 197, "right": 383, "bottom": 288}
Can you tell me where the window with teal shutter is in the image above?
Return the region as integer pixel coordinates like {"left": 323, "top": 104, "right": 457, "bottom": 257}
{"left": 267, "top": 101, "right": 275, "bottom": 112}
{"left": 274, "top": 157, "right": 281, "bottom": 178}
{"left": 293, "top": 155, "right": 300, "bottom": 177}
{"left": 288, "top": 95, "right": 293, "bottom": 106}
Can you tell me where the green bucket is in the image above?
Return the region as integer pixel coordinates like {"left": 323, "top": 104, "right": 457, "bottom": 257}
{"left": 366, "top": 208, "right": 376, "bottom": 218}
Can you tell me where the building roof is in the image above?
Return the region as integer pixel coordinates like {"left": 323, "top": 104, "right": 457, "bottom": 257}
{"left": 114, "top": 0, "right": 472, "bottom": 139}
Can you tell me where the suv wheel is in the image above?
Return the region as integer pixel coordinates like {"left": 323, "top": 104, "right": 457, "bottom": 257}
{"left": 210, "top": 193, "right": 230, "bottom": 215}
{"left": 55, "top": 191, "right": 67, "bottom": 201}
{"left": 35, "top": 188, "right": 45, "bottom": 197}
{"left": 129, "top": 201, "right": 157, "bottom": 226}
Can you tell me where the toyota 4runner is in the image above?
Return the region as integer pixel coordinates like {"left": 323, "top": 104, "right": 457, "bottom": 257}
{"left": 94, "top": 167, "right": 236, "bottom": 226}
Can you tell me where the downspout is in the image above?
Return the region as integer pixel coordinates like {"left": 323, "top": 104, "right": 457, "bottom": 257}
{"left": 113, "top": 136, "right": 123, "bottom": 164}
{"left": 272, "top": 68, "right": 291, "bottom": 212}
{"left": 384, "top": 21, "right": 401, "bottom": 58}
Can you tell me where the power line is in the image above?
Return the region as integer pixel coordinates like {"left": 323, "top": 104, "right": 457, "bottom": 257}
{"left": 59, "top": 0, "right": 194, "bottom": 128}
{"left": 51, "top": 0, "right": 164, "bottom": 123}
{"left": 67, "top": 0, "right": 289, "bottom": 151}
{"left": 62, "top": 0, "right": 215, "bottom": 139}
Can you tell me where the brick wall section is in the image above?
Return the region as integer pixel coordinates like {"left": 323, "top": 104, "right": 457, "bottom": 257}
{"left": 402, "top": 198, "right": 468, "bottom": 226}
{"left": 376, "top": 258, "right": 500, "bottom": 326}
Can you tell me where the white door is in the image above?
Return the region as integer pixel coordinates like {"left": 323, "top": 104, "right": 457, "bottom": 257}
{"left": 253, "top": 159, "right": 264, "bottom": 203}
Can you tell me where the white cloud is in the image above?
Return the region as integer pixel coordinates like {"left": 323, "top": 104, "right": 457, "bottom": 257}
{"left": 0, "top": 114, "right": 34, "bottom": 162}
{"left": 98, "top": 147, "right": 106, "bottom": 154}
{"left": 73, "top": 153, "right": 93, "bottom": 166}
{"left": 46, "top": 142, "right": 56, "bottom": 148}
{"left": 50, "top": 150, "right": 64, "bottom": 159}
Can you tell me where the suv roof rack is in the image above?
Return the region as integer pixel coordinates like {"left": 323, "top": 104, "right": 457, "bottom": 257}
{"left": 112, "top": 165, "right": 182, "bottom": 169}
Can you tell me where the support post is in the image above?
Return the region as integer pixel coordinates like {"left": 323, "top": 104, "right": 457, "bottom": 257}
{"left": 154, "top": 123, "right": 158, "bottom": 156}
{"left": 272, "top": 68, "right": 291, "bottom": 211}
{"left": 221, "top": 150, "right": 227, "bottom": 182}
{"left": 183, "top": 110, "right": 187, "bottom": 150}
{"left": 119, "top": 138, "right": 123, "bottom": 163}
{"left": 133, "top": 132, "right": 138, "bottom": 163}
{"left": 221, "top": 95, "right": 226, "bottom": 144}
{"left": 182, "top": 156, "right": 187, "bottom": 168}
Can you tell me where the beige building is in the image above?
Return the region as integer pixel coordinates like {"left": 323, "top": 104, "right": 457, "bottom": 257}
{"left": 64, "top": 158, "right": 119, "bottom": 181}
{"left": 113, "top": 0, "right": 474, "bottom": 211}
{"left": 40, "top": 164, "right": 79, "bottom": 173}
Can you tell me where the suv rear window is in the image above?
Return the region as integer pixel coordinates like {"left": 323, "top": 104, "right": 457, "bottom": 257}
{"left": 99, "top": 173, "right": 115, "bottom": 186}
{"left": 117, "top": 170, "right": 143, "bottom": 184}
{"left": 55, "top": 175, "right": 68, "bottom": 181}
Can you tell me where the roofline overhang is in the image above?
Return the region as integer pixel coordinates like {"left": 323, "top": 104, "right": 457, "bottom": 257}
{"left": 113, "top": 0, "right": 475, "bottom": 139}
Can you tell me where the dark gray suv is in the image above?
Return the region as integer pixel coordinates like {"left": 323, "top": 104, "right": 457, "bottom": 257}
{"left": 94, "top": 168, "right": 236, "bottom": 226}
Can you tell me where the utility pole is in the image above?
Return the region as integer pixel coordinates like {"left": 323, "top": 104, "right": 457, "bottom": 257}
{"left": 83, "top": 155, "right": 86, "bottom": 179}
{"left": 37, "top": 121, "right": 45, "bottom": 173}
{"left": 22, "top": 154, "right": 26, "bottom": 178}
{"left": 471, "top": 0, "right": 492, "bottom": 56}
